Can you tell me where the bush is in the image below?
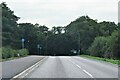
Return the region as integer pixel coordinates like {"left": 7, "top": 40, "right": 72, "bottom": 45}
{"left": 18, "top": 49, "right": 29, "bottom": 57}
{"left": 106, "top": 31, "right": 119, "bottom": 59}
{"left": 88, "top": 36, "right": 107, "bottom": 57}
{"left": 2, "top": 47, "right": 29, "bottom": 59}
{"left": 2, "top": 47, "right": 14, "bottom": 59}
{"left": 88, "top": 30, "right": 119, "bottom": 59}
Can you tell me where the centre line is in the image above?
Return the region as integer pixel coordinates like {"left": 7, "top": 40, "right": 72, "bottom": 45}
{"left": 67, "top": 57, "right": 95, "bottom": 79}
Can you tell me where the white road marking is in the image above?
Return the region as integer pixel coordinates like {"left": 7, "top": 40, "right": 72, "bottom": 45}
{"left": 67, "top": 57, "right": 95, "bottom": 79}
{"left": 76, "top": 64, "right": 82, "bottom": 69}
{"left": 83, "top": 69, "right": 94, "bottom": 78}
{"left": 11, "top": 57, "right": 48, "bottom": 79}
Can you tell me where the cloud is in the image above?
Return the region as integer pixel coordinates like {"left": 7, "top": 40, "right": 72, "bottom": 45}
{"left": 1, "top": 0, "right": 119, "bottom": 28}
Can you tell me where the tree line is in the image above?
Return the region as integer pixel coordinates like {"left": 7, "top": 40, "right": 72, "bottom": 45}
{"left": 1, "top": 2, "right": 120, "bottom": 59}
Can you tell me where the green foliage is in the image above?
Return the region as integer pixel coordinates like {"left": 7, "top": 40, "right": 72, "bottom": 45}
{"left": 88, "top": 30, "right": 119, "bottom": 59}
{"left": 1, "top": 2, "right": 119, "bottom": 59}
{"left": 106, "top": 31, "right": 119, "bottom": 59}
{"left": 47, "top": 34, "right": 78, "bottom": 55}
{"left": 2, "top": 2, "right": 20, "bottom": 48}
{"left": 17, "top": 49, "right": 29, "bottom": 57}
{"left": 99, "top": 22, "right": 118, "bottom": 36}
{"left": 17, "top": 23, "right": 47, "bottom": 54}
{"left": 88, "top": 36, "right": 107, "bottom": 57}
{"left": 2, "top": 47, "right": 29, "bottom": 59}
{"left": 2, "top": 47, "right": 13, "bottom": 59}
{"left": 66, "top": 16, "right": 119, "bottom": 59}
{"left": 66, "top": 16, "right": 101, "bottom": 53}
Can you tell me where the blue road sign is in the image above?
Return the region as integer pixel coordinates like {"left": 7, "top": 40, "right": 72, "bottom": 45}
{"left": 22, "top": 38, "right": 25, "bottom": 42}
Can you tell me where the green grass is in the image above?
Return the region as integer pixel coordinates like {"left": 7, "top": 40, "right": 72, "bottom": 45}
{"left": 80, "top": 55, "right": 120, "bottom": 64}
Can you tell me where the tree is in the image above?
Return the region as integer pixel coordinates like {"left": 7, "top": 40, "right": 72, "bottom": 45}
{"left": 88, "top": 36, "right": 108, "bottom": 57}
{"left": 66, "top": 16, "right": 100, "bottom": 53}
{"left": 99, "top": 21, "right": 118, "bottom": 36}
{"left": 107, "top": 30, "right": 119, "bottom": 59}
{"left": 2, "top": 2, "right": 20, "bottom": 48}
{"left": 88, "top": 30, "right": 119, "bottom": 59}
{"left": 18, "top": 23, "right": 47, "bottom": 54}
{"left": 47, "top": 34, "right": 78, "bottom": 55}
{"left": 51, "top": 26, "right": 64, "bottom": 34}
{"left": 2, "top": 3, "right": 119, "bottom": 58}
{"left": 39, "top": 25, "right": 49, "bottom": 33}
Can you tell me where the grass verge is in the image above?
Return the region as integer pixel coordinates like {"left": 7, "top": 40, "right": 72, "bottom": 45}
{"left": 80, "top": 55, "right": 120, "bottom": 64}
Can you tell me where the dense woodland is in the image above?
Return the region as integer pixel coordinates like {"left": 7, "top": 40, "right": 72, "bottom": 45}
{"left": 1, "top": 2, "right": 120, "bottom": 59}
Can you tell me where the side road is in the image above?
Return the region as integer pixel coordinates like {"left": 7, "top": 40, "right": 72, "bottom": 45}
{"left": 2, "top": 56, "right": 46, "bottom": 78}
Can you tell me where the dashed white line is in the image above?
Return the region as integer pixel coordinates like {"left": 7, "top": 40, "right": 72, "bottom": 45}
{"left": 76, "top": 64, "right": 82, "bottom": 69}
{"left": 82, "top": 69, "right": 94, "bottom": 78}
{"left": 67, "top": 57, "right": 95, "bottom": 79}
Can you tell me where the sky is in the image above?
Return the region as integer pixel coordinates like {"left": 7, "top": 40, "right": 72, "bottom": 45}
{"left": 1, "top": 0, "right": 119, "bottom": 28}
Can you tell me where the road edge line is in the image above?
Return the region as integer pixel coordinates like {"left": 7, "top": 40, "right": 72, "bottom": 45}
{"left": 11, "top": 56, "right": 48, "bottom": 79}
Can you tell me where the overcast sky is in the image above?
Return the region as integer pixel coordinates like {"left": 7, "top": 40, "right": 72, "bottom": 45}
{"left": 1, "top": 0, "right": 119, "bottom": 28}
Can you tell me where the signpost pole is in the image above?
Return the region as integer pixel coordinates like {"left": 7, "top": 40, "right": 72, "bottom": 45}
{"left": 22, "top": 38, "right": 25, "bottom": 49}
{"left": 37, "top": 44, "right": 40, "bottom": 55}
{"left": 40, "top": 47, "right": 42, "bottom": 55}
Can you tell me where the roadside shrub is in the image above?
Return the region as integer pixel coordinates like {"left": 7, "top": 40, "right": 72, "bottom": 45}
{"left": 2, "top": 47, "right": 14, "bottom": 59}
{"left": 2, "top": 47, "right": 29, "bottom": 59}
{"left": 88, "top": 30, "right": 119, "bottom": 59}
{"left": 106, "top": 31, "right": 119, "bottom": 59}
{"left": 88, "top": 36, "right": 107, "bottom": 57}
{"left": 18, "top": 49, "right": 29, "bottom": 57}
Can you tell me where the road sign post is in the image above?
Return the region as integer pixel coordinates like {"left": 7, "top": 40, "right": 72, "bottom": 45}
{"left": 22, "top": 38, "right": 25, "bottom": 49}
{"left": 40, "top": 47, "right": 42, "bottom": 55}
{"left": 37, "top": 44, "right": 40, "bottom": 55}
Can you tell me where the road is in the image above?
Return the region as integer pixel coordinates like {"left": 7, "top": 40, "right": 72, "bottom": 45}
{"left": 25, "top": 56, "right": 118, "bottom": 79}
{"left": 2, "top": 56, "right": 45, "bottom": 78}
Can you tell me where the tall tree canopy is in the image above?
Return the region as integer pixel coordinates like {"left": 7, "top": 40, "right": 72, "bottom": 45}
{"left": 2, "top": 2, "right": 20, "bottom": 48}
{"left": 1, "top": 3, "right": 119, "bottom": 59}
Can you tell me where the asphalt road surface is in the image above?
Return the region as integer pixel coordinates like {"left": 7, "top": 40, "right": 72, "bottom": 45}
{"left": 26, "top": 56, "right": 118, "bottom": 79}
{"left": 2, "top": 56, "right": 45, "bottom": 78}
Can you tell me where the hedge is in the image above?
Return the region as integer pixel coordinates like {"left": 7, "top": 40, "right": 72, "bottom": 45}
{"left": 1, "top": 47, "right": 29, "bottom": 59}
